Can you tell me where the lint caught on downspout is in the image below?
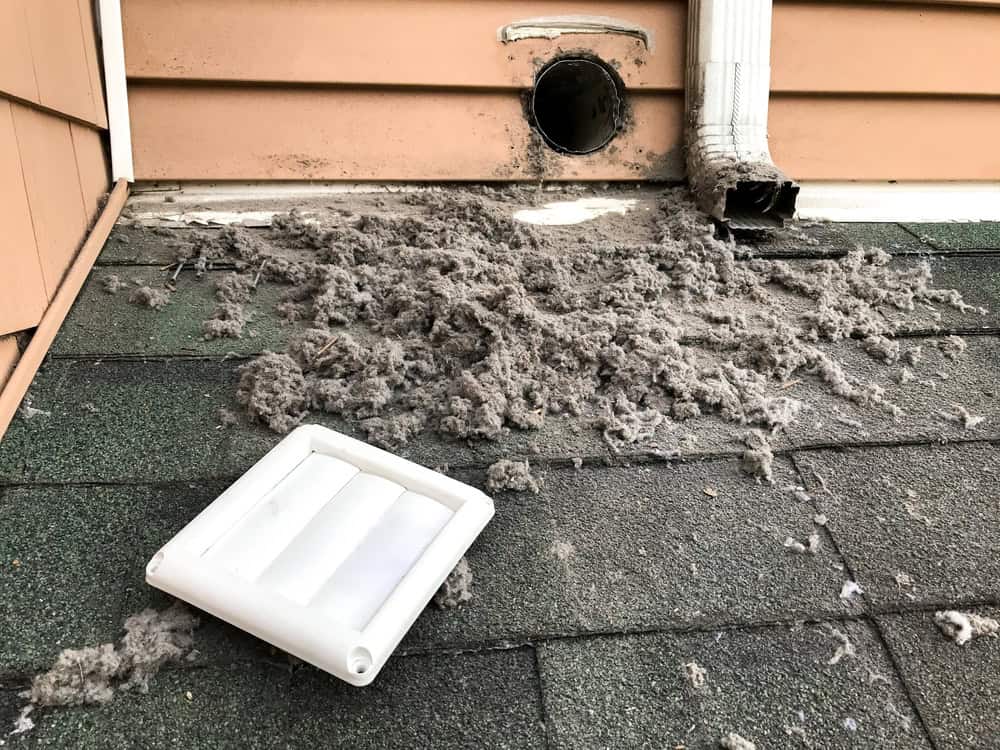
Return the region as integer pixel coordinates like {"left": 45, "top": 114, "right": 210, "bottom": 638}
{"left": 686, "top": 0, "right": 799, "bottom": 228}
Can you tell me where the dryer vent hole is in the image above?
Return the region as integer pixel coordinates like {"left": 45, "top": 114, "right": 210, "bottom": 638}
{"left": 531, "top": 57, "right": 623, "bottom": 155}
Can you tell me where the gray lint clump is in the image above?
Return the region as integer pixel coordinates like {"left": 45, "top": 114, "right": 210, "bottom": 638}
{"left": 214, "top": 272, "right": 256, "bottom": 303}
{"left": 202, "top": 302, "right": 247, "bottom": 339}
{"left": 937, "top": 335, "right": 968, "bottom": 360}
{"left": 433, "top": 557, "right": 473, "bottom": 609}
{"left": 741, "top": 430, "right": 774, "bottom": 483}
{"left": 236, "top": 352, "right": 308, "bottom": 433}
{"left": 683, "top": 661, "right": 708, "bottom": 690}
{"left": 937, "top": 404, "right": 985, "bottom": 430}
{"left": 176, "top": 189, "right": 977, "bottom": 461}
{"left": 784, "top": 532, "right": 820, "bottom": 555}
{"left": 827, "top": 626, "right": 856, "bottom": 665}
{"left": 101, "top": 274, "right": 127, "bottom": 294}
{"left": 720, "top": 732, "right": 757, "bottom": 750}
{"left": 128, "top": 285, "right": 171, "bottom": 310}
{"left": 935, "top": 610, "right": 1000, "bottom": 646}
{"left": 24, "top": 603, "right": 198, "bottom": 711}
{"left": 486, "top": 459, "right": 540, "bottom": 494}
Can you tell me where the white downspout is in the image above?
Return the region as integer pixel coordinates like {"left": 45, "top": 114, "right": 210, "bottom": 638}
{"left": 685, "top": 0, "right": 797, "bottom": 227}
{"left": 97, "top": 0, "right": 134, "bottom": 182}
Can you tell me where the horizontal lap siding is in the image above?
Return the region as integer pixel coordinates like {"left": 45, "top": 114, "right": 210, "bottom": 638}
{"left": 771, "top": 96, "right": 1000, "bottom": 180}
{"left": 771, "top": 0, "right": 1000, "bottom": 180}
{"left": 122, "top": 0, "right": 1000, "bottom": 182}
{"left": 0, "top": 101, "right": 48, "bottom": 334}
{"left": 772, "top": 2, "right": 1000, "bottom": 96}
{"left": 130, "top": 86, "right": 684, "bottom": 181}
{"left": 124, "top": 0, "right": 684, "bottom": 181}
{"left": 123, "top": 0, "right": 685, "bottom": 90}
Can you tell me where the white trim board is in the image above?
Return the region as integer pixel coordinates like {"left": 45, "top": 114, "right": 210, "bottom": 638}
{"left": 128, "top": 182, "right": 438, "bottom": 204}
{"left": 98, "top": 0, "right": 134, "bottom": 182}
{"left": 796, "top": 182, "right": 1000, "bottom": 223}
{"left": 127, "top": 181, "right": 1000, "bottom": 224}
{"left": 128, "top": 181, "right": 644, "bottom": 205}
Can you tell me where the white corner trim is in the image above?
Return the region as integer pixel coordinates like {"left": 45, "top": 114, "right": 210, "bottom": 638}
{"left": 97, "top": 0, "right": 134, "bottom": 182}
{"left": 796, "top": 182, "right": 1000, "bottom": 223}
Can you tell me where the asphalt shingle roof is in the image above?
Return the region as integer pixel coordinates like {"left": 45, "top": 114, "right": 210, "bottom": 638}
{"left": 1, "top": 193, "right": 998, "bottom": 748}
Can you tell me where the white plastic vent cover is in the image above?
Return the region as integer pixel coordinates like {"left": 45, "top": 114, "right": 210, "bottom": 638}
{"left": 146, "top": 424, "right": 494, "bottom": 686}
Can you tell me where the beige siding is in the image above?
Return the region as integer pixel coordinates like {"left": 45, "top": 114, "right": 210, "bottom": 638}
{"left": 771, "top": 96, "right": 1000, "bottom": 180}
{"left": 124, "top": 0, "right": 685, "bottom": 181}
{"left": 0, "top": 101, "right": 48, "bottom": 334}
{"left": 0, "top": 0, "right": 110, "bottom": 336}
{"left": 772, "top": 2, "right": 1000, "bottom": 96}
{"left": 121, "top": 0, "right": 1000, "bottom": 182}
{"left": 123, "top": 0, "right": 684, "bottom": 91}
{"left": 130, "top": 86, "right": 682, "bottom": 182}
{"left": 0, "top": 1, "right": 39, "bottom": 105}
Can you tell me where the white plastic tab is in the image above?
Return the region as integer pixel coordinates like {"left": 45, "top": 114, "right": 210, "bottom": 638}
{"left": 146, "top": 424, "right": 494, "bottom": 686}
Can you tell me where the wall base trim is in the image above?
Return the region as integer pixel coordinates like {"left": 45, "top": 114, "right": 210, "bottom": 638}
{"left": 796, "top": 182, "right": 1000, "bottom": 222}
{"left": 130, "top": 180, "right": 1000, "bottom": 224}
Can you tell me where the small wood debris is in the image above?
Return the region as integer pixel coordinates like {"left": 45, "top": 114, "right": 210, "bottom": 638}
{"left": 903, "top": 499, "right": 933, "bottom": 526}
{"left": 10, "top": 705, "right": 34, "bottom": 735}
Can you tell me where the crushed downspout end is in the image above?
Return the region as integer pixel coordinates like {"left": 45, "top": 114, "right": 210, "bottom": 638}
{"left": 687, "top": 152, "right": 799, "bottom": 229}
{"left": 685, "top": 0, "right": 798, "bottom": 228}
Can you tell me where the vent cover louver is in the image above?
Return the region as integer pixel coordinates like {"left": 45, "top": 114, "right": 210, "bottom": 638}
{"left": 146, "top": 425, "right": 494, "bottom": 686}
